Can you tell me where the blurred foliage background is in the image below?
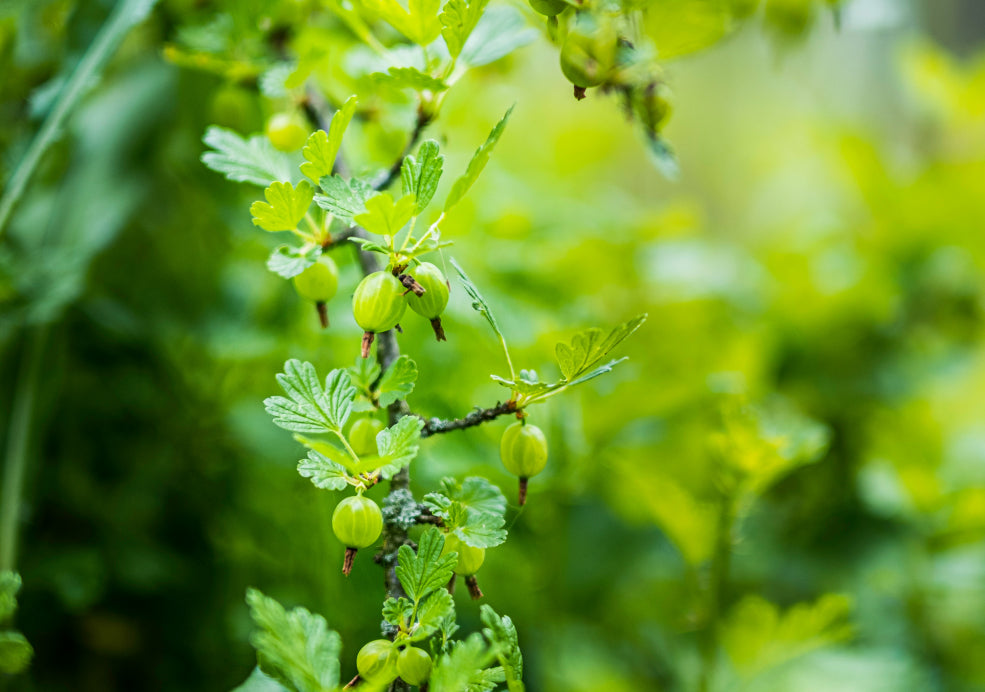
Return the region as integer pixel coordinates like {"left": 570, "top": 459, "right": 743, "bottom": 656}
{"left": 2, "top": 0, "right": 985, "bottom": 690}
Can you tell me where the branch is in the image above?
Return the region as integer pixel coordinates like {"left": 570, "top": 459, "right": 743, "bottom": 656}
{"left": 417, "top": 400, "right": 518, "bottom": 438}
{"left": 373, "top": 107, "right": 432, "bottom": 192}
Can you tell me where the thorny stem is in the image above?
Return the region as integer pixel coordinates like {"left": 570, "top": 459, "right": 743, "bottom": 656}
{"left": 697, "top": 493, "right": 735, "bottom": 692}
{"left": 417, "top": 400, "right": 518, "bottom": 438}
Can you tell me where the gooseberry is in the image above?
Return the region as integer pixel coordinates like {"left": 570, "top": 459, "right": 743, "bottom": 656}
{"left": 293, "top": 255, "right": 339, "bottom": 328}
{"left": 396, "top": 646, "right": 432, "bottom": 686}
{"left": 357, "top": 639, "right": 399, "bottom": 684}
{"left": 530, "top": 0, "right": 567, "bottom": 16}
{"left": 353, "top": 272, "right": 407, "bottom": 357}
{"left": 559, "top": 14, "right": 617, "bottom": 92}
{"left": 406, "top": 262, "right": 450, "bottom": 341}
{"left": 500, "top": 421, "right": 548, "bottom": 506}
{"left": 332, "top": 495, "right": 383, "bottom": 575}
{"left": 265, "top": 112, "right": 309, "bottom": 152}
{"left": 348, "top": 417, "right": 384, "bottom": 457}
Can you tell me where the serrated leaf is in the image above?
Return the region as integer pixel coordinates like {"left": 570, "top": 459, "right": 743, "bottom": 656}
{"left": 267, "top": 245, "right": 321, "bottom": 279}
{"left": 300, "top": 96, "right": 357, "bottom": 182}
{"left": 245, "top": 589, "right": 341, "bottom": 692}
{"left": 375, "top": 415, "right": 425, "bottom": 478}
{"left": 430, "top": 633, "right": 498, "bottom": 692}
{"left": 490, "top": 375, "right": 560, "bottom": 399}
{"left": 566, "top": 357, "right": 629, "bottom": 387}
{"left": 444, "top": 106, "right": 513, "bottom": 212}
{"left": 313, "top": 175, "right": 374, "bottom": 224}
{"left": 450, "top": 258, "right": 504, "bottom": 340}
{"left": 349, "top": 237, "right": 391, "bottom": 255}
{"left": 297, "top": 450, "right": 350, "bottom": 490}
{"left": 372, "top": 67, "right": 448, "bottom": 93}
{"left": 453, "top": 518, "right": 506, "bottom": 549}
{"left": 382, "top": 597, "right": 414, "bottom": 628}
{"left": 354, "top": 193, "right": 417, "bottom": 236}
{"left": 401, "top": 140, "right": 444, "bottom": 213}
{"left": 555, "top": 315, "right": 647, "bottom": 382}
{"left": 264, "top": 361, "right": 357, "bottom": 435}
{"left": 202, "top": 126, "right": 293, "bottom": 187}
{"left": 439, "top": 0, "right": 489, "bottom": 58}
{"left": 348, "top": 354, "right": 382, "bottom": 394}
{"left": 231, "top": 666, "right": 290, "bottom": 692}
{"left": 412, "top": 589, "right": 456, "bottom": 642}
{"left": 459, "top": 6, "right": 537, "bottom": 68}
{"left": 251, "top": 181, "right": 315, "bottom": 232}
{"left": 395, "top": 527, "right": 457, "bottom": 603}
{"left": 378, "top": 355, "right": 418, "bottom": 407}
{"left": 480, "top": 606, "right": 524, "bottom": 692}
{"left": 425, "top": 479, "right": 507, "bottom": 549}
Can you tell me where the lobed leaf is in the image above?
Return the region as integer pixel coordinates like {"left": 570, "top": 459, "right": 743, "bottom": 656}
{"left": 297, "top": 450, "right": 350, "bottom": 491}
{"left": 245, "top": 588, "right": 341, "bottom": 692}
{"left": 251, "top": 181, "right": 315, "bottom": 232}
{"left": 374, "top": 415, "right": 425, "bottom": 478}
{"left": 439, "top": 0, "right": 489, "bottom": 58}
{"left": 377, "top": 355, "right": 418, "bottom": 407}
{"left": 555, "top": 315, "right": 647, "bottom": 382}
{"left": 300, "top": 96, "right": 357, "bottom": 182}
{"left": 395, "top": 527, "right": 457, "bottom": 603}
{"left": 411, "top": 589, "right": 456, "bottom": 642}
{"left": 313, "top": 175, "right": 374, "bottom": 225}
{"left": 459, "top": 6, "right": 537, "bottom": 68}
{"left": 202, "top": 126, "right": 293, "bottom": 187}
{"left": 264, "top": 360, "right": 356, "bottom": 435}
{"left": 401, "top": 140, "right": 444, "bottom": 213}
{"left": 480, "top": 606, "right": 524, "bottom": 692}
{"left": 354, "top": 192, "right": 417, "bottom": 236}
{"left": 372, "top": 67, "right": 448, "bottom": 93}
{"left": 266, "top": 245, "right": 321, "bottom": 279}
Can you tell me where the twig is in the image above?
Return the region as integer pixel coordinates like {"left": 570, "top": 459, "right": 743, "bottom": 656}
{"left": 417, "top": 400, "right": 518, "bottom": 438}
{"left": 373, "top": 107, "right": 432, "bottom": 192}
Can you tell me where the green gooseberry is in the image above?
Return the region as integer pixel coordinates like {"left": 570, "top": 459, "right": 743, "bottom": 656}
{"left": 265, "top": 112, "right": 309, "bottom": 152}
{"left": 353, "top": 271, "right": 407, "bottom": 357}
{"left": 332, "top": 495, "right": 383, "bottom": 575}
{"left": 406, "top": 262, "right": 450, "bottom": 342}
{"left": 357, "top": 639, "right": 399, "bottom": 684}
{"left": 349, "top": 417, "right": 384, "bottom": 457}
{"left": 396, "top": 646, "right": 432, "bottom": 686}
{"left": 500, "top": 421, "right": 548, "bottom": 505}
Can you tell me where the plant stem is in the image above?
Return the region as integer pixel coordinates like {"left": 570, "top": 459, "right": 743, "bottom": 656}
{"left": 0, "top": 0, "right": 156, "bottom": 238}
{"left": 698, "top": 492, "right": 735, "bottom": 692}
{"left": 1, "top": 326, "right": 49, "bottom": 572}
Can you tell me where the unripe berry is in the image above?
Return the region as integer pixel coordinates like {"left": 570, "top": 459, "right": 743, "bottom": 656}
{"left": 357, "top": 639, "right": 399, "bottom": 684}
{"left": 348, "top": 417, "right": 384, "bottom": 457}
{"left": 560, "top": 14, "right": 617, "bottom": 90}
{"left": 406, "top": 262, "right": 449, "bottom": 341}
{"left": 265, "top": 112, "right": 309, "bottom": 152}
{"left": 500, "top": 421, "right": 548, "bottom": 505}
{"left": 442, "top": 534, "right": 485, "bottom": 576}
{"left": 353, "top": 272, "right": 407, "bottom": 357}
{"left": 396, "top": 646, "right": 432, "bottom": 686}
{"left": 293, "top": 255, "right": 339, "bottom": 328}
{"left": 530, "top": 0, "right": 567, "bottom": 16}
{"left": 332, "top": 495, "right": 383, "bottom": 575}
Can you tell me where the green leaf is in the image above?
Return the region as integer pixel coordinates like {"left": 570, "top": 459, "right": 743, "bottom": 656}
{"left": 356, "top": 0, "right": 441, "bottom": 45}
{"left": 264, "top": 360, "right": 357, "bottom": 435}
{"left": 645, "top": 136, "right": 681, "bottom": 181}
{"left": 382, "top": 597, "right": 414, "bottom": 629}
{"left": 313, "top": 175, "right": 375, "bottom": 224}
{"left": 300, "top": 96, "right": 357, "bottom": 182}
{"left": 0, "top": 571, "right": 22, "bottom": 623}
{"left": 348, "top": 354, "right": 381, "bottom": 394}
{"left": 378, "top": 355, "right": 418, "bottom": 407}
{"left": 555, "top": 315, "right": 647, "bottom": 382}
{"left": 450, "top": 258, "right": 504, "bottom": 341}
{"left": 297, "top": 450, "right": 350, "bottom": 491}
{"left": 489, "top": 375, "right": 560, "bottom": 399}
{"left": 231, "top": 666, "right": 290, "bottom": 692}
{"left": 401, "top": 140, "right": 444, "bottom": 213}
{"left": 245, "top": 588, "right": 341, "bottom": 692}
{"left": 294, "top": 435, "right": 359, "bottom": 474}
{"left": 411, "top": 589, "right": 456, "bottom": 642}
{"left": 354, "top": 193, "right": 417, "bottom": 236}
{"left": 267, "top": 245, "right": 321, "bottom": 279}
{"left": 439, "top": 0, "right": 489, "bottom": 58}
{"left": 453, "top": 516, "right": 506, "bottom": 549}
{"left": 722, "top": 594, "right": 854, "bottom": 679}
{"left": 444, "top": 106, "right": 513, "bottom": 212}
{"left": 251, "top": 181, "right": 315, "bottom": 232}
{"left": 440, "top": 477, "right": 507, "bottom": 517}
{"left": 480, "top": 606, "right": 524, "bottom": 692}
{"left": 349, "top": 237, "right": 391, "bottom": 255}
{"left": 375, "top": 415, "right": 425, "bottom": 478}
{"left": 372, "top": 67, "right": 449, "bottom": 93}
{"left": 202, "top": 126, "right": 293, "bottom": 187}
{"left": 430, "top": 633, "right": 498, "bottom": 692}
{"left": 459, "top": 6, "right": 537, "bottom": 68}
{"left": 395, "top": 527, "right": 457, "bottom": 603}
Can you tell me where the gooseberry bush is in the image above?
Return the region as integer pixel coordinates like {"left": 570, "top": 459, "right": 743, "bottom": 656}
{"left": 184, "top": 0, "right": 851, "bottom": 690}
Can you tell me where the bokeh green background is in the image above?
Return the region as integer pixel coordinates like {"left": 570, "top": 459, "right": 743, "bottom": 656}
{"left": 2, "top": 0, "right": 985, "bottom": 690}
